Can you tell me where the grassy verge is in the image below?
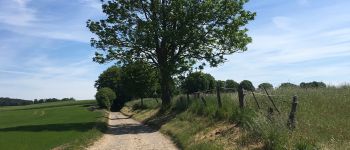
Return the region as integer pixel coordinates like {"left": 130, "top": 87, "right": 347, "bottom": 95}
{"left": 122, "top": 87, "right": 350, "bottom": 149}
{"left": 0, "top": 100, "right": 107, "bottom": 150}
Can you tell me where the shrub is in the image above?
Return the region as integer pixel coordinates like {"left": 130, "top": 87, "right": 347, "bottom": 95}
{"left": 95, "top": 87, "right": 116, "bottom": 110}
{"left": 258, "top": 83, "right": 273, "bottom": 90}
{"left": 240, "top": 80, "right": 255, "bottom": 91}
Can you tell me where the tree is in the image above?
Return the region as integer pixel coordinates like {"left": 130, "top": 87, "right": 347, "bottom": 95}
{"left": 240, "top": 80, "right": 255, "bottom": 91}
{"left": 279, "top": 82, "right": 298, "bottom": 88}
{"left": 95, "top": 87, "right": 116, "bottom": 110}
{"left": 182, "top": 72, "right": 210, "bottom": 94}
{"left": 121, "top": 61, "right": 157, "bottom": 106}
{"left": 95, "top": 66, "right": 130, "bottom": 110}
{"left": 87, "top": 0, "right": 256, "bottom": 108}
{"left": 258, "top": 83, "right": 273, "bottom": 90}
{"left": 225, "top": 79, "right": 239, "bottom": 91}
{"left": 300, "top": 81, "right": 326, "bottom": 88}
{"left": 204, "top": 73, "right": 216, "bottom": 91}
{"left": 238, "top": 80, "right": 254, "bottom": 108}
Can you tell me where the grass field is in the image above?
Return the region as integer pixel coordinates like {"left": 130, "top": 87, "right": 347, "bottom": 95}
{"left": 122, "top": 87, "right": 350, "bottom": 149}
{"left": 0, "top": 100, "right": 106, "bottom": 150}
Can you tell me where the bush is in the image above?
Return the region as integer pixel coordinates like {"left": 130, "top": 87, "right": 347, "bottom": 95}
{"left": 240, "top": 80, "right": 255, "bottom": 91}
{"left": 258, "top": 83, "right": 273, "bottom": 90}
{"left": 95, "top": 87, "right": 116, "bottom": 110}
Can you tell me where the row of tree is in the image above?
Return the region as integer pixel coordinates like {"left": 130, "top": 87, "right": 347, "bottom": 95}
{"left": 95, "top": 63, "right": 328, "bottom": 110}
{"left": 33, "top": 97, "right": 75, "bottom": 104}
{"left": 0, "top": 97, "right": 32, "bottom": 106}
{"left": 180, "top": 72, "right": 327, "bottom": 94}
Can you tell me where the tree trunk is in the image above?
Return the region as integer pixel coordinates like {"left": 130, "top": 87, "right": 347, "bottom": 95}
{"left": 159, "top": 68, "right": 172, "bottom": 109}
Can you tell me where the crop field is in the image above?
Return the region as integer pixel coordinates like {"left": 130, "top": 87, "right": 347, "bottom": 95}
{"left": 0, "top": 100, "right": 106, "bottom": 150}
{"left": 122, "top": 87, "right": 350, "bottom": 149}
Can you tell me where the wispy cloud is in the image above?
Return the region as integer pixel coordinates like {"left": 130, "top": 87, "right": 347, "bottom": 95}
{"left": 0, "top": 0, "right": 37, "bottom": 26}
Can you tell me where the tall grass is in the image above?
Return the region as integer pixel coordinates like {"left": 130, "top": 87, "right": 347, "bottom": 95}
{"left": 123, "top": 87, "right": 350, "bottom": 149}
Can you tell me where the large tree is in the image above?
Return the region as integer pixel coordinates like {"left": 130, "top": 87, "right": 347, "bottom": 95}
{"left": 87, "top": 0, "right": 255, "bottom": 108}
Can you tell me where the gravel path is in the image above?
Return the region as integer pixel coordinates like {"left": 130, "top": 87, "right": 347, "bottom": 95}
{"left": 87, "top": 112, "right": 178, "bottom": 150}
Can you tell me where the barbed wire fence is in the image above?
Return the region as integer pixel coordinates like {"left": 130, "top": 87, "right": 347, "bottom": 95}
{"left": 188, "top": 86, "right": 298, "bottom": 130}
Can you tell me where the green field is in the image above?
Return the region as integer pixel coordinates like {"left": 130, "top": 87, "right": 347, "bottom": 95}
{"left": 0, "top": 100, "right": 106, "bottom": 150}
{"left": 122, "top": 87, "right": 350, "bottom": 149}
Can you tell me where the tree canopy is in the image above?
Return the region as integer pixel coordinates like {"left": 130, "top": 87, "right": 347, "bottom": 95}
{"left": 121, "top": 61, "right": 157, "bottom": 99}
{"left": 182, "top": 72, "right": 215, "bottom": 94}
{"left": 225, "top": 79, "right": 239, "bottom": 91}
{"left": 258, "top": 82, "right": 273, "bottom": 90}
{"left": 279, "top": 82, "right": 298, "bottom": 88}
{"left": 87, "top": 0, "right": 255, "bottom": 108}
{"left": 300, "top": 81, "right": 326, "bottom": 88}
{"left": 239, "top": 80, "right": 255, "bottom": 91}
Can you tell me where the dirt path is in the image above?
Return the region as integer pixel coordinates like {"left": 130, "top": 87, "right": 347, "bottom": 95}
{"left": 87, "top": 112, "right": 178, "bottom": 150}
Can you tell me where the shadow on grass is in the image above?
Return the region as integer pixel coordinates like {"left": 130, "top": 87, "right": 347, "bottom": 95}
{"left": 0, "top": 122, "right": 107, "bottom": 132}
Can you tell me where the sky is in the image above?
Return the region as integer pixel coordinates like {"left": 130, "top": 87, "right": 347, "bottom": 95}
{"left": 0, "top": 0, "right": 349, "bottom": 100}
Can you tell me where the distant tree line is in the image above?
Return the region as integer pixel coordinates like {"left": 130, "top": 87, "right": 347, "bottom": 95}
{"left": 33, "top": 97, "right": 76, "bottom": 104}
{"left": 0, "top": 97, "right": 32, "bottom": 106}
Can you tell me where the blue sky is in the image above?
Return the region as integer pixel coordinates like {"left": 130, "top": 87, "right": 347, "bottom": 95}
{"left": 0, "top": 0, "right": 349, "bottom": 100}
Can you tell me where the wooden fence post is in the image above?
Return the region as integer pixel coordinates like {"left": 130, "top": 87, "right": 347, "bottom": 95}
{"left": 238, "top": 86, "right": 244, "bottom": 108}
{"left": 287, "top": 95, "right": 298, "bottom": 130}
{"left": 216, "top": 85, "right": 222, "bottom": 108}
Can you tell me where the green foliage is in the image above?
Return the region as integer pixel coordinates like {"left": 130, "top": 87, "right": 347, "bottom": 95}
{"left": 204, "top": 73, "right": 216, "bottom": 90}
{"left": 95, "top": 87, "right": 116, "bottom": 110}
{"left": 87, "top": 0, "right": 256, "bottom": 107}
{"left": 300, "top": 81, "right": 326, "bottom": 88}
{"left": 240, "top": 80, "right": 255, "bottom": 91}
{"left": 258, "top": 82, "right": 273, "bottom": 90}
{"left": 121, "top": 61, "right": 157, "bottom": 99}
{"left": 94, "top": 66, "right": 121, "bottom": 91}
{"left": 95, "top": 66, "right": 130, "bottom": 110}
{"left": 225, "top": 79, "right": 239, "bottom": 91}
{"left": 182, "top": 72, "right": 215, "bottom": 93}
{"left": 0, "top": 101, "right": 106, "bottom": 150}
{"left": 279, "top": 82, "right": 298, "bottom": 88}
